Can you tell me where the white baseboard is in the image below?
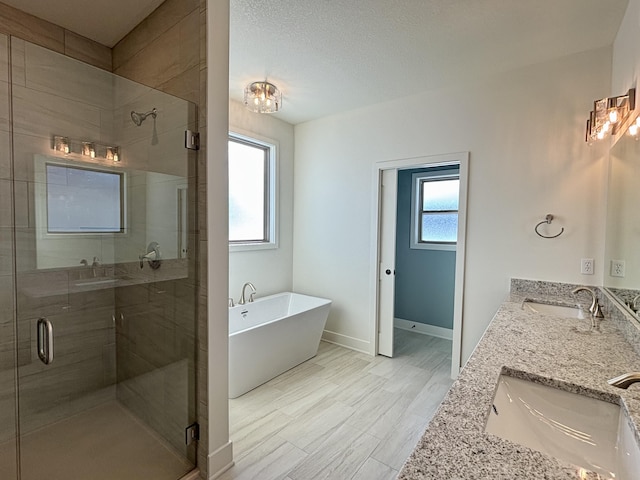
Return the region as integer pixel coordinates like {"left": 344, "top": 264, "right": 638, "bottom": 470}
{"left": 321, "top": 330, "right": 370, "bottom": 354}
{"left": 394, "top": 318, "right": 453, "bottom": 340}
{"left": 208, "top": 441, "right": 234, "bottom": 479}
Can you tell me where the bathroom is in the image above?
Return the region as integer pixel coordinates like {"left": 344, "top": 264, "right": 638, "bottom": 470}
{"left": 1, "top": 0, "right": 640, "bottom": 479}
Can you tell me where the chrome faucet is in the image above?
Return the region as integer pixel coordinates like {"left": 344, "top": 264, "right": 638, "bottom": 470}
{"left": 238, "top": 282, "right": 256, "bottom": 305}
{"left": 228, "top": 297, "right": 235, "bottom": 308}
{"left": 608, "top": 372, "right": 640, "bottom": 389}
{"left": 91, "top": 256, "right": 101, "bottom": 277}
{"left": 628, "top": 294, "right": 640, "bottom": 312}
{"left": 571, "top": 287, "right": 604, "bottom": 318}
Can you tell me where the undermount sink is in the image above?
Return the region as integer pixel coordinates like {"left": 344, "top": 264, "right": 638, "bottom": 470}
{"left": 522, "top": 300, "right": 586, "bottom": 319}
{"left": 485, "top": 374, "right": 640, "bottom": 479}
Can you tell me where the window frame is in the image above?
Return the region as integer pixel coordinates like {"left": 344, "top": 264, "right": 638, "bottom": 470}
{"left": 410, "top": 169, "right": 459, "bottom": 251}
{"left": 228, "top": 129, "right": 278, "bottom": 252}
{"left": 45, "top": 162, "right": 125, "bottom": 234}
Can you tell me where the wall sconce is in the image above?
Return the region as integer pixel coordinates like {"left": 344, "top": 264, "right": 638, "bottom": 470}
{"left": 53, "top": 135, "right": 70, "bottom": 154}
{"left": 82, "top": 142, "right": 96, "bottom": 158}
{"left": 106, "top": 147, "right": 120, "bottom": 162}
{"left": 585, "top": 88, "right": 636, "bottom": 143}
{"left": 244, "top": 81, "right": 282, "bottom": 113}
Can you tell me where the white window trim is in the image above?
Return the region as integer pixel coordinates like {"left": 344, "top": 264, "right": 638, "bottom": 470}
{"left": 410, "top": 169, "right": 459, "bottom": 252}
{"left": 228, "top": 128, "right": 279, "bottom": 253}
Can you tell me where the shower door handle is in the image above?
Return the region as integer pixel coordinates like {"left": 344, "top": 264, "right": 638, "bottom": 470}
{"left": 37, "top": 318, "right": 54, "bottom": 365}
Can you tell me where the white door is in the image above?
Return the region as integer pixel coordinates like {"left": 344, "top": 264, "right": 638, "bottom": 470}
{"left": 378, "top": 168, "right": 397, "bottom": 357}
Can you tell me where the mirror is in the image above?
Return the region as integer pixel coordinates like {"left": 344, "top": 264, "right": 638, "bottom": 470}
{"left": 30, "top": 154, "right": 187, "bottom": 271}
{"left": 604, "top": 115, "right": 640, "bottom": 318}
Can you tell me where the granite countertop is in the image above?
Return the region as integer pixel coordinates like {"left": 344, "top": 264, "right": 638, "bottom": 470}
{"left": 398, "top": 280, "right": 640, "bottom": 480}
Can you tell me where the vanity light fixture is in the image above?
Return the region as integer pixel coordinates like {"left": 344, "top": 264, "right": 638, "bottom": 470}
{"left": 82, "top": 142, "right": 96, "bottom": 158}
{"left": 106, "top": 147, "right": 120, "bottom": 162}
{"left": 244, "top": 81, "right": 282, "bottom": 114}
{"left": 585, "top": 88, "right": 636, "bottom": 144}
{"left": 51, "top": 135, "right": 121, "bottom": 162}
{"left": 53, "top": 135, "right": 70, "bottom": 154}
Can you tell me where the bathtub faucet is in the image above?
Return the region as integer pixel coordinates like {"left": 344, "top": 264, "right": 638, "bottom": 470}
{"left": 239, "top": 282, "right": 256, "bottom": 305}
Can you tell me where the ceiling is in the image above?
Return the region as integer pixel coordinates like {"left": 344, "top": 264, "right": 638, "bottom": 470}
{"left": 2, "top": 0, "right": 165, "bottom": 47}
{"left": 230, "top": 0, "right": 629, "bottom": 124}
{"left": 7, "top": 0, "right": 630, "bottom": 125}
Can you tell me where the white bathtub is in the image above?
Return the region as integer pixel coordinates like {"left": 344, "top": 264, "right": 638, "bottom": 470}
{"left": 228, "top": 292, "right": 331, "bottom": 398}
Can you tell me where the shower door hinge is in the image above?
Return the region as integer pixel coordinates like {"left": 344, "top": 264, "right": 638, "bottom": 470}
{"left": 185, "top": 422, "right": 199, "bottom": 445}
{"left": 185, "top": 130, "right": 200, "bottom": 150}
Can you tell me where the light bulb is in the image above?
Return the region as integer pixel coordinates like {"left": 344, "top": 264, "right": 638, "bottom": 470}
{"left": 597, "top": 129, "right": 605, "bottom": 140}
{"left": 609, "top": 109, "right": 619, "bottom": 124}
{"left": 254, "top": 97, "right": 259, "bottom": 105}
{"left": 603, "top": 121, "right": 611, "bottom": 132}
{"left": 629, "top": 124, "right": 639, "bottom": 136}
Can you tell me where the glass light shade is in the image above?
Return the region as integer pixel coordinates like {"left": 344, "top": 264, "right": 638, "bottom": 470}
{"left": 244, "top": 81, "right": 282, "bottom": 113}
{"left": 53, "top": 135, "right": 70, "bottom": 154}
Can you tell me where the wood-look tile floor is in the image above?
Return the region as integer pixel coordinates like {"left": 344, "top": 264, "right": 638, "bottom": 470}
{"left": 221, "top": 329, "right": 453, "bottom": 480}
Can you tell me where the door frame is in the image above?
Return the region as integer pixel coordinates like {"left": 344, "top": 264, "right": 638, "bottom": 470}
{"left": 369, "top": 151, "right": 469, "bottom": 378}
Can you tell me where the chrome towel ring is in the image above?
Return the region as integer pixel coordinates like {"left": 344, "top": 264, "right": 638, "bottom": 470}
{"left": 535, "top": 214, "right": 564, "bottom": 239}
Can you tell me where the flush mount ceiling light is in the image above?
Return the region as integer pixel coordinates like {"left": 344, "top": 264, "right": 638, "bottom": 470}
{"left": 244, "top": 81, "right": 282, "bottom": 114}
{"left": 586, "top": 88, "right": 636, "bottom": 144}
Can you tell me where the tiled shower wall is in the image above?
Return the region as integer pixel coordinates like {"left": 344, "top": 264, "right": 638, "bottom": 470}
{"left": 112, "top": 0, "right": 208, "bottom": 474}
{"left": 0, "top": 0, "right": 209, "bottom": 477}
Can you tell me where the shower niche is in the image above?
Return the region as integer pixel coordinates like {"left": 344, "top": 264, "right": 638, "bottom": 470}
{"left": 0, "top": 36, "right": 199, "bottom": 480}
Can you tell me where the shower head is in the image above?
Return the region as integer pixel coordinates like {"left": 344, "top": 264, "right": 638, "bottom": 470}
{"left": 130, "top": 108, "right": 157, "bottom": 126}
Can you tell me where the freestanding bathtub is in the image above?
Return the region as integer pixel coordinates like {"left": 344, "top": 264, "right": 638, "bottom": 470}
{"left": 228, "top": 292, "right": 331, "bottom": 398}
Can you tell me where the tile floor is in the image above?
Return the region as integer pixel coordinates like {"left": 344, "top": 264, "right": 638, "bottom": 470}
{"left": 221, "top": 329, "right": 453, "bottom": 480}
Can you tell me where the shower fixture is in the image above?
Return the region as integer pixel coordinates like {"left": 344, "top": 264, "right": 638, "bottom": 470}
{"left": 131, "top": 108, "right": 157, "bottom": 126}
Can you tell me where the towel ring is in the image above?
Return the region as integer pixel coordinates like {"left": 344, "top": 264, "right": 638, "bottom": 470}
{"left": 535, "top": 214, "right": 564, "bottom": 239}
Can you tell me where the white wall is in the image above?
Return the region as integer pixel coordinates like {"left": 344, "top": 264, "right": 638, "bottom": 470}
{"left": 292, "top": 47, "right": 612, "bottom": 364}
{"left": 228, "top": 99, "right": 295, "bottom": 300}
{"left": 612, "top": 0, "right": 640, "bottom": 95}
{"left": 207, "top": 0, "right": 233, "bottom": 477}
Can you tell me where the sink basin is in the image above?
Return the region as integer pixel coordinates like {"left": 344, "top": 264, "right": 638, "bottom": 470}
{"left": 485, "top": 375, "right": 640, "bottom": 478}
{"left": 522, "top": 300, "right": 586, "bottom": 319}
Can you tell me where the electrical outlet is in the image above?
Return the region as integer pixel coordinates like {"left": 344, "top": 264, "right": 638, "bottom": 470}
{"left": 611, "top": 260, "right": 626, "bottom": 278}
{"left": 581, "top": 258, "right": 594, "bottom": 275}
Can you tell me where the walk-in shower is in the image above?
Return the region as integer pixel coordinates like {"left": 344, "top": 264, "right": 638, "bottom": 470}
{"left": 0, "top": 37, "right": 198, "bottom": 480}
{"left": 131, "top": 107, "right": 158, "bottom": 126}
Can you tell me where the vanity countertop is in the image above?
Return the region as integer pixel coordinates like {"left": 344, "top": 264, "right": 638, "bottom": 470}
{"left": 398, "top": 283, "right": 640, "bottom": 480}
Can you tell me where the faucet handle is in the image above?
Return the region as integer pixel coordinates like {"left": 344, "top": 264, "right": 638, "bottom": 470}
{"left": 228, "top": 297, "right": 235, "bottom": 308}
{"left": 592, "top": 301, "right": 604, "bottom": 319}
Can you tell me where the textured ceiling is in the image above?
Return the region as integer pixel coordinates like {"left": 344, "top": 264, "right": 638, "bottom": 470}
{"left": 231, "top": 0, "right": 630, "bottom": 125}
{"left": 6, "top": 0, "right": 630, "bottom": 124}
{"left": 3, "top": 0, "right": 165, "bottom": 47}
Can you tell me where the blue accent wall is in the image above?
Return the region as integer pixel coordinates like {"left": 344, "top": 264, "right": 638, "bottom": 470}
{"left": 394, "top": 167, "right": 457, "bottom": 329}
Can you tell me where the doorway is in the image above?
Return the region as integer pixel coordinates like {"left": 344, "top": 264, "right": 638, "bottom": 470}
{"left": 370, "top": 152, "right": 469, "bottom": 378}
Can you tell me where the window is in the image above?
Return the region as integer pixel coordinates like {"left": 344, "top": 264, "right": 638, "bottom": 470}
{"left": 228, "top": 132, "right": 277, "bottom": 249}
{"left": 411, "top": 169, "right": 459, "bottom": 250}
{"left": 46, "top": 163, "right": 124, "bottom": 233}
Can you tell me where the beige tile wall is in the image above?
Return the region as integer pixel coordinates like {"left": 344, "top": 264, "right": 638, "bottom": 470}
{"left": 0, "top": 2, "right": 111, "bottom": 71}
{"left": 112, "top": 0, "right": 208, "bottom": 475}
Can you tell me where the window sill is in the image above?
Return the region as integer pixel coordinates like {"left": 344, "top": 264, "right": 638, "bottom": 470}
{"left": 410, "top": 243, "right": 456, "bottom": 252}
{"left": 229, "top": 242, "right": 278, "bottom": 253}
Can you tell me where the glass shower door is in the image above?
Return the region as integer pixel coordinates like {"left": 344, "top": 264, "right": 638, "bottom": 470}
{"left": 0, "top": 32, "right": 17, "bottom": 480}
{"left": 11, "top": 38, "right": 198, "bottom": 480}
